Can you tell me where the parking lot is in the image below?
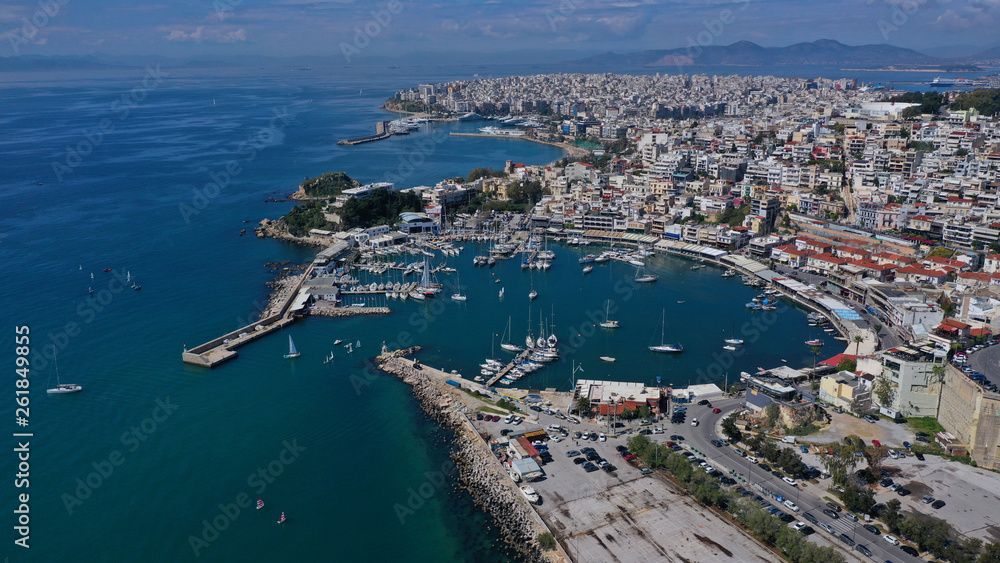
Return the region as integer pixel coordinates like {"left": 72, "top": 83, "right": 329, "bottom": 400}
{"left": 874, "top": 453, "right": 1000, "bottom": 543}
{"left": 471, "top": 410, "right": 783, "bottom": 562}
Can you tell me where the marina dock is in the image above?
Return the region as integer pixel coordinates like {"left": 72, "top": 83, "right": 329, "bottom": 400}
{"left": 487, "top": 349, "right": 532, "bottom": 387}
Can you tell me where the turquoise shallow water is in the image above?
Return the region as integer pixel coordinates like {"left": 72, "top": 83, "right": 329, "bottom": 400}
{"left": 1, "top": 65, "right": 836, "bottom": 562}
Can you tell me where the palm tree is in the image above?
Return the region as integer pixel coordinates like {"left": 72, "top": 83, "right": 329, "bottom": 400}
{"left": 853, "top": 334, "right": 864, "bottom": 355}
{"left": 810, "top": 345, "right": 822, "bottom": 375}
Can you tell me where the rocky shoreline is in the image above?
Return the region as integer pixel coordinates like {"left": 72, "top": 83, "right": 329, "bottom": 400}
{"left": 255, "top": 218, "right": 329, "bottom": 248}
{"left": 377, "top": 353, "right": 552, "bottom": 563}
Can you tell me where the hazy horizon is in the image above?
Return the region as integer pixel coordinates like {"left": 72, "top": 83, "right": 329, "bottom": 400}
{"left": 3, "top": 0, "right": 999, "bottom": 63}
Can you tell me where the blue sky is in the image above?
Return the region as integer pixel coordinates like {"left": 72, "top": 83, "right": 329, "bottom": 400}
{"left": 2, "top": 0, "right": 998, "bottom": 59}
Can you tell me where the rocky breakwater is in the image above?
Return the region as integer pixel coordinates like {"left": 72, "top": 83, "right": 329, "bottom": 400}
{"left": 377, "top": 353, "right": 556, "bottom": 563}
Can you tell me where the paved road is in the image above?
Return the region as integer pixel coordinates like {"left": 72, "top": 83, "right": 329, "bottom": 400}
{"left": 968, "top": 344, "right": 1000, "bottom": 386}
{"left": 674, "top": 399, "right": 922, "bottom": 563}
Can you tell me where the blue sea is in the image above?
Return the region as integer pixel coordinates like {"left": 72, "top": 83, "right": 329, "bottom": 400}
{"left": 1, "top": 61, "right": 898, "bottom": 562}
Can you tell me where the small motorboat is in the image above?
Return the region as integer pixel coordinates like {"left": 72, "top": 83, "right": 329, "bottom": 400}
{"left": 805, "top": 339, "right": 825, "bottom": 347}
{"left": 582, "top": 265, "right": 593, "bottom": 274}
{"left": 333, "top": 339, "right": 343, "bottom": 346}
{"left": 600, "top": 356, "right": 616, "bottom": 362}
{"left": 102, "top": 268, "right": 112, "bottom": 272}
{"left": 257, "top": 499, "right": 264, "bottom": 510}
{"left": 723, "top": 345, "right": 737, "bottom": 351}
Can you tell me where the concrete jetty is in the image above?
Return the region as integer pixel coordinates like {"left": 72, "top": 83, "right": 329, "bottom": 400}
{"left": 182, "top": 264, "right": 314, "bottom": 368}
{"left": 337, "top": 121, "right": 392, "bottom": 145}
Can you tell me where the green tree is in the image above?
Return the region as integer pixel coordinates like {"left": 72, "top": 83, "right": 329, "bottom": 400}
{"left": 339, "top": 188, "right": 423, "bottom": 230}
{"left": 841, "top": 483, "right": 876, "bottom": 514}
{"left": 873, "top": 375, "right": 897, "bottom": 408}
{"left": 852, "top": 334, "right": 864, "bottom": 355}
{"left": 882, "top": 498, "right": 903, "bottom": 533}
{"left": 573, "top": 396, "right": 591, "bottom": 415}
{"left": 836, "top": 358, "right": 857, "bottom": 372}
{"left": 721, "top": 414, "right": 743, "bottom": 443}
{"left": 978, "top": 542, "right": 1000, "bottom": 563}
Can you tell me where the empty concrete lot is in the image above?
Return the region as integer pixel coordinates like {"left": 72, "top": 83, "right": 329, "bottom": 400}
{"left": 533, "top": 471, "right": 776, "bottom": 563}
{"left": 879, "top": 455, "right": 1000, "bottom": 543}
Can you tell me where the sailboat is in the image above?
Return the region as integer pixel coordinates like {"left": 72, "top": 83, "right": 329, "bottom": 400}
{"left": 648, "top": 310, "right": 683, "bottom": 353}
{"left": 724, "top": 321, "right": 744, "bottom": 345}
{"left": 451, "top": 270, "right": 467, "bottom": 301}
{"left": 46, "top": 352, "right": 82, "bottom": 394}
{"left": 500, "top": 316, "right": 523, "bottom": 352}
{"left": 599, "top": 300, "right": 619, "bottom": 328}
{"left": 634, "top": 264, "right": 658, "bottom": 283}
{"left": 528, "top": 273, "right": 537, "bottom": 300}
{"left": 525, "top": 307, "right": 535, "bottom": 349}
{"left": 547, "top": 306, "right": 558, "bottom": 348}
{"left": 284, "top": 336, "right": 300, "bottom": 359}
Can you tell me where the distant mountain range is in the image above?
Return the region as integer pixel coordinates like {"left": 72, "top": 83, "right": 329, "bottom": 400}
{"left": 2, "top": 39, "right": 998, "bottom": 72}
{"left": 569, "top": 39, "right": 986, "bottom": 69}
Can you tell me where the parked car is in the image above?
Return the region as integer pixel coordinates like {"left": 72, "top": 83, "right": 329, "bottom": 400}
{"left": 872, "top": 439, "right": 882, "bottom": 447}
{"left": 800, "top": 445, "right": 809, "bottom": 453}
{"left": 825, "top": 502, "right": 842, "bottom": 512}
{"left": 931, "top": 500, "right": 946, "bottom": 509}
{"left": 915, "top": 452, "right": 925, "bottom": 461}
{"left": 864, "top": 414, "right": 879, "bottom": 423}
{"left": 901, "top": 545, "right": 919, "bottom": 556}
{"left": 863, "top": 524, "right": 880, "bottom": 535}
{"left": 839, "top": 533, "right": 855, "bottom": 547}
{"left": 803, "top": 512, "right": 818, "bottom": 524}
{"left": 855, "top": 544, "right": 872, "bottom": 557}
{"left": 822, "top": 509, "right": 840, "bottom": 519}
{"left": 920, "top": 495, "right": 935, "bottom": 504}
{"left": 782, "top": 477, "right": 798, "bottom": 486}
{"left": 883, "top": 534, "right": 900, "bottom": 546}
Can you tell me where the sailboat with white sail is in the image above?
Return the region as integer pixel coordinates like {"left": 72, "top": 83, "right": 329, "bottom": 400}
{"left": 500, "top": 316, "right": 523, "bottom": 352}
{"left": 283, "top": 336, "right": 300, "bottom": 359}
{"left": 46, "top": 351, "right": 82, "bottom": 394}
{"left": 648, "top": 310, "right": 683, "bottom": 353}
{"left": 451, "top": 270, "right": 466, "bottom": 302}
{"left": 724, "top": 321, "right": 744, "bottom": 346}
{"left": 634, "top": 264, "right": 658, "bottom": 283}
{"left": 599, "top": 300, "right": 619, "bottom": 328}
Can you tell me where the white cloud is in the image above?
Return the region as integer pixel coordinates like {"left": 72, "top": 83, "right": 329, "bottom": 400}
{"left": 164, "top": 26, "right": 247, "bottom": 43}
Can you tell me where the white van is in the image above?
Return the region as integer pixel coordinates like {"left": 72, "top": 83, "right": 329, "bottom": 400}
{"left": 546, "top": 424, "right": 562, "bottom": 432}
